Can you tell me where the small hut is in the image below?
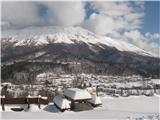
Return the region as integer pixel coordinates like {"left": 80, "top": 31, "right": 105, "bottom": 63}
{"left": 64, "top": 88, "right": 92, "bottom": 111}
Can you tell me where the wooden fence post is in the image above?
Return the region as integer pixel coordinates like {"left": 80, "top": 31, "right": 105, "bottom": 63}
{"left": 2, "top": 96, "right": 5, "bottom": 111}
{"left": 96, "top": 86, "right": 99, "bottom": 96}
{"left": 121, "top": 88, "right": 123, "bottom": 96}
{"left": 27, "top": 95, "right": 30, "bottom": 109}
{"left": 137, "top": 89, "right": 140, "bottom": 95}
{"left": 153, "top": 86, "right": 156, "bottom": 93}
{"left": 38, "top": 95, "right": 41, "bottom": 109}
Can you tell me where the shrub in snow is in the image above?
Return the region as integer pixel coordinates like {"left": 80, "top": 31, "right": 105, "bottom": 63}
{"left": 53, "top": 95, "right": 70, "bottom": 111}
{"left": 26, "top": 104, "right": 40, "bottom": 112}
{"left": 88, "top": 94, "right": 102, "bottom": 106}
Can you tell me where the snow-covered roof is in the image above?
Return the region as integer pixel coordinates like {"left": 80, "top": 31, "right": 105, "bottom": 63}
{"left": 53, "top": 95, "right": 70, "bottom": 110}
{"left": 27, "top": 95, "right": 41, "bottom": 98}
{"left": 41, "top": 97, "right": 48, "bottom": 100}
{"left": 64, "top": 88, "right": 91, "bottom": 101}
{"left": 150, "top": 79, "right": 160, "bottom": 85}
{"left": 125, "top": 82, "right": 142, "bottom": 88}
{"left": 106, "top": 82, "right": 143, "bottom": 88}
{"left": 0, "top": 95, "right": 5, "bottom": 98}
{"left": 1, "top": 82, "right": 12, "bottom": 86}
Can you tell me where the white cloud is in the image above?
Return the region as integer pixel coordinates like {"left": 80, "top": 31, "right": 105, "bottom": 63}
{"left": 123, "top": 30, "right": 160, "bottom": 57}
{"left": 145, "top": 32, "right": 160, "bottom": 41}
{"left": 123, "top": 30, "right": 145, "bottom": 43}
{"left": 82, "top": 13, "right": 115, "bottom": 35}
{"left": 43, "top": 2, "right": 85, "bottom": 27}
{"left": 2, "top": 2, "right": 85, "bottom": 29}
{"left": 2, "top": 2, "right": 42, "bottom": 29}
{"left": 83, "top": 2, "right": 144, "bottom": 35}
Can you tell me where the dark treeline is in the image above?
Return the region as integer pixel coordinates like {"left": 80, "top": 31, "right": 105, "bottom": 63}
{"left": 1, "top": 59, "right": 160, "bottom": 84}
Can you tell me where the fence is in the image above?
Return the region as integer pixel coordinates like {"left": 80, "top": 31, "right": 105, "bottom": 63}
{"left": 97, "top": 87, "right": 160, "bottom": 96}
{"left": 1, "top": 97, "right": 48, "bottom": 111}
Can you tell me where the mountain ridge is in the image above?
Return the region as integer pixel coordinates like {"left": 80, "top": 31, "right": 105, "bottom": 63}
{"left": 2, "top": 26, "right": 152, "bottom": 57}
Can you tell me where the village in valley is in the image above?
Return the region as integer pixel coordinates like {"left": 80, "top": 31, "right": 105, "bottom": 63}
{"left": 1, "top": 74, "right": 160, "bottom": 98}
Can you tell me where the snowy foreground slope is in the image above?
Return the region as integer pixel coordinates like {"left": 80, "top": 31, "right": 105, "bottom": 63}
{"left": 1, "top": 95, "right": 160, "bottom": 120}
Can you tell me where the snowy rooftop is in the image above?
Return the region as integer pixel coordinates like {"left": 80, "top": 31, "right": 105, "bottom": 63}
{"left": 64, "top": 88, "right": 91, "bottom": 101}
{"left": 150, "top": 79, "right": 160, "bottom": 85}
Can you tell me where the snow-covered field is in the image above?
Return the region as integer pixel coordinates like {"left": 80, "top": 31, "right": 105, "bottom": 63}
{"left": 1, "top": 95, "right": 160, "bottom": 120}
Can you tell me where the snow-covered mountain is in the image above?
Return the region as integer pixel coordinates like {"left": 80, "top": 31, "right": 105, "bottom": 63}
{"left": 1, "top": 26, "right": 160, "bottom": 80}
{"left": 2, "top": 26, "right": 151, "bottom": 57}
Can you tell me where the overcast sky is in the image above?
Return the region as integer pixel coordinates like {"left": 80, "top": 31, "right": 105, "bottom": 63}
{"left": 1, "top": 1, "right": 160, "bottom": 57}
